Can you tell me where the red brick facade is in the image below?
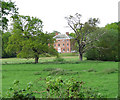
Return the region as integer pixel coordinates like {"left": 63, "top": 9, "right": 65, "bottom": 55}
{"left": 53, "top": 32, "right": 73, "bottom": 53}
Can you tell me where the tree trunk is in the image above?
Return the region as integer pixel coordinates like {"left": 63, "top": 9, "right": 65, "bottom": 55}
{"left": 79, "top": 52, "right": 83, "bottom": 61}
{"left": 78, "top": 40, "right": 83, "bottom": 61}
{"left": 35, "top": 57, "right": 39, "bottom": 63}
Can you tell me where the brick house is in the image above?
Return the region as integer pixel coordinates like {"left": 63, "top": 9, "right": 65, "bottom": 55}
{"left": 53, "top": 32, "right": 73, "bottom": 53}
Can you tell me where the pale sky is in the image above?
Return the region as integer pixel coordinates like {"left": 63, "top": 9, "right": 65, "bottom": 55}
{"left": 12, "top": 0, "right": 119, "bottom": 34}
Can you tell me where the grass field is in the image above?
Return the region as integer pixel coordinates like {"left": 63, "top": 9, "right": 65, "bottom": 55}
{"left": 1, "top": 55, "right": 118, "bottom": 98}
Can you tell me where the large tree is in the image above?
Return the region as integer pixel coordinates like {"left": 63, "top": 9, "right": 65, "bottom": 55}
{"left": 6, "top": 15, "right": 58, "bottom": 63}
{"left": 65, "top": 13, "right": 104, "bottom": 61}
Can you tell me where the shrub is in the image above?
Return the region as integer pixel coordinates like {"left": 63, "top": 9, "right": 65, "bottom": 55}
{"left": 45, "top": 76, "right": 104, "bottom": 98}
{"left": 6, "top": 80, "right": 35, "bottom": 99}
{"left": 6, "top": 77, "right": 105, "bottom": 98}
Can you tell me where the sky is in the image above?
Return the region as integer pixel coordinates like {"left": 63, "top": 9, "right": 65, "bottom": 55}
{"left": 12, "top": 0, "right": 119, "bottom": 34}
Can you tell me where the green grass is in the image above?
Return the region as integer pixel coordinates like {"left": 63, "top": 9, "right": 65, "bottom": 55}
{"left": 1, "top": 56, "right": 118, "bottom": 98}
{"left": 2, "top": 56, "right": 86, "bottom": 64}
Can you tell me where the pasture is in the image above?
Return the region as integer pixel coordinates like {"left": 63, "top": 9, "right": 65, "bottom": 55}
{"left": 1, "top": 55, "right": 118, "bottom": 98}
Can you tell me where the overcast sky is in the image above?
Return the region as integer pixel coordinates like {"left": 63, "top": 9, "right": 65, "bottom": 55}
{"left": 12, "top": 0, "right": 119, "bottom": 34}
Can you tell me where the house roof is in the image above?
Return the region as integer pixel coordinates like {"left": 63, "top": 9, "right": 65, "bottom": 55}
{"left": 53, "top": 34, "right": 73, "bottom": 39}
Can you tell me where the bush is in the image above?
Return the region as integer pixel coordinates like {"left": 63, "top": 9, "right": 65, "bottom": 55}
{"left": 45, "top": 76, "right": 104, "bottom": 98}
{"left": 6, "top": 80, "right": 35, "bottom": 99}
{"left": 6, "top": 77, "right": 105, "bottom": 99}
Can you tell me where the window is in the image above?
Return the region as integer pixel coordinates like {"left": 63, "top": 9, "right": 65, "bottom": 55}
{"left": 67, "top": 43, "right": 69, "bottom": 47}
{"left": 63, "top": 49, "right": 65, "bottom": 52}
{"left": 63, "top": 44, "right": 64, "bottom": 47}
{"left": 67, "top": 40, "right": 69, "bottom": 42}
{"left": 58, "top": 44, "right": 60, "bottom": 46}
{"left": 58, "top": 40, "right": 60, "bottom": 42}
{"left": 67, "top": 48, "right": 69, "bottom": 52}
{"left": 63, "top": 40, "right": 64, "bottom": 42}
{"left": 54, "top": 44, "right": 56, "bottom": 47}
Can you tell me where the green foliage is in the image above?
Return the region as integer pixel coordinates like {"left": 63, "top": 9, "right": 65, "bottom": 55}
{"left": 69, "top": 33, "right": 76, "bottom": 38}
{"left": 6, "top": 15, "right": 58, "bottom": 63}
{"left": 2, "top": 0, "right": 18, "bottom": 30}
{"left": 85, "top": 25, "right": 118, "bottom": 61}
{"left": 6, "top": 80, "right": 35, "bottom": 99}
{"left": 49, "top": 30, "right": 61, "bottom": 37}
{"left": 6, "top": 77, "right": 105, "bottom": 99}
{"left": 2, "top": 32, "right": 16, "bottom": 58}
{"left": 105, "top": 22, "right": 118, "bottom": 30}
{"left": 45, "top": 76, "right": 104, "bottom": 98}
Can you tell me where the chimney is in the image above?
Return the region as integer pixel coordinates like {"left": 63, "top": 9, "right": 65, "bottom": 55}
{"left": 56, "top": 33, "right": 58, "bottom": 35}
{"left": 66, "top": 32, "right": 69, "bottom": 35}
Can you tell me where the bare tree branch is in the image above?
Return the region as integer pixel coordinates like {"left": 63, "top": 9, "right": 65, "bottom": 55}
{"left": 65, "top": 13, "right": 101, "bottom": 61}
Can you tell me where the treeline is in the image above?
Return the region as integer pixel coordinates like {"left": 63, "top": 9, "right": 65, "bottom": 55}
{"left": 85, "top": 22, "right": 119, "bottom": 61}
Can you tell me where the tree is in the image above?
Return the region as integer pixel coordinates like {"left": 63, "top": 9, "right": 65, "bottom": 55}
{"left": 6, "top": 15, "right": 58, "bottom": 63}
{"left": 105, "top": 22, "right": 118, "bottom": 30}
{"left": 85, "top": 27, "right": 118, "bottom": 61}
{"left": 65, "top": 13, "right": 102, "bottom": 61}
{"left": 1, "top": 0, "right": 18, "bottom": 58}
{"left": 49, "top": 30, "right": 61, "bottom": 37}
{"left": 2, "top": 31, "right": 16, "bottom": 58}
{"left": 1, "top": 0, "right": 18, "bottom": 30}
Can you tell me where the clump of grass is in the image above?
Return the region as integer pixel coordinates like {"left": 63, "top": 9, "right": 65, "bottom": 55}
{"left": 48, "top": 68, "right": 79, "bottom": 76}
{"left": 43, "top": 68, "right": 57, "bottom": 71}
{"left": 53, "top": 57, "right": 65, "bottom": 62}
{"left": 102, "top": 68, "right": 118, "bottom": 74}
{"left": 88, "top": 68, "right": 97, "bottom": 72}
{"left": 34, "top": 72, "right": 41, "bottom": 75}
{"left": 2, "top": 75, "right": 5, "bottom": 79}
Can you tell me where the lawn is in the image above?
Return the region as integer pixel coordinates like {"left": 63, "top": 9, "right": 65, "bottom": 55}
{"left": 1, "top": 56, "right": 118, "bottom": 98}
